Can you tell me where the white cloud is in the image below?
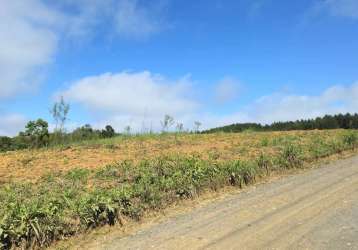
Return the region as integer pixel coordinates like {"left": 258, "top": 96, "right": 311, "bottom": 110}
{"left": 170, "top": 82, "right": 358, "bottom": 131}
{"left": 54, "top": 0, "right": 168, "bottom": 39}
{"left": 114, "top": 0, "right": 167, "bottom": 38}
{"left": 61, "top": 71, "right": 198, "bottom": 132}
{"left": 0, "top": 114, "right": 27, "bottom": 136}
{"left": 61, "top": 76, "right": 358, "bottom": 132}
{"left": 214, "top": 77, "right": 242, "bottom": 104}
{"left": 0, "top": 0, "right": 168, "bottom": 100}
{"left": 54, "top": 0, "right": 108, "bottom": 39}
{"left": 208, "top": 82, "right": 358, "bottom": 126}
{"left": 0, "top": 0, "right": 62, "bottom": 99}
{"left": 247, "top": 82, "right": 358, "bottom": 124}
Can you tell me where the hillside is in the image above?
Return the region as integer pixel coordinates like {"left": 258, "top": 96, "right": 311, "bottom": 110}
{"left": 1, "top": 129, "right": 358, "bottom": 249}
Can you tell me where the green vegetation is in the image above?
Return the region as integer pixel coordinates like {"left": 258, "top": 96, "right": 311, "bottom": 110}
{"left": 0, "top": 123, "right": 117, "bottom": 152}
{"left": 0, "top": 130, "right": 357, "bottom": 249}
{"left": 0, "top": 96, "right": 117, "bottom": 152}
{"left": 204, "top": 113, "right": 358, "bottom": 133}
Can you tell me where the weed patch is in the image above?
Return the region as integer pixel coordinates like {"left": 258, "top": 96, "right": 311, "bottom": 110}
{"left": 278, "top": 144, "right": 304, "bottom": 168}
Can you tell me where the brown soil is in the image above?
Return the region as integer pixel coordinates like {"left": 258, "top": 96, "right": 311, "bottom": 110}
{"left": 0, "top": 130, "right": 345, "bottom": 183}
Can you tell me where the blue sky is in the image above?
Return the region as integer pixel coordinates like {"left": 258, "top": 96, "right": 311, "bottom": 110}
{"left": 1, "top": 0, "right": 358, "bottom": 135}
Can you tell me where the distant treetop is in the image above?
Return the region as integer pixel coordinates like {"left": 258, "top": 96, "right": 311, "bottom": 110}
{"left": 202, "top": 113, "right": 358, "bottom": 133}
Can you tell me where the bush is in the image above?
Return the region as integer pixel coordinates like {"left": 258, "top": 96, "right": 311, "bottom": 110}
{"left": 0, "top": 137, "right": 12, "bottom": 152}
{"left": 260, "top": 137, "right": 269, "bottom": 147}
{"left": 71, "top": 124, "right": 99, "bottom": 141}
{"left": 279, "top": 144, "right": 303, "bottom": 168}
{"left": 308, "top": 136, "right": 332, "bottom": 159}
{"left": 342, "top": 131, "right": 358, "bottom": 149}
{"left": 18, "top": 119, "right": 50, "bottom": 149}
{"left": 256, "top": 153, "right": 272, "bottom": 175}
{"left": 101, "top": 125, "right": 116, "bottom": 138}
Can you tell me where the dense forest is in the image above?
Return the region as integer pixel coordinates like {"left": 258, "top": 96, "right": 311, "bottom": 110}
{"left": 203, "top": 113, "right": 358, "bottom": 133}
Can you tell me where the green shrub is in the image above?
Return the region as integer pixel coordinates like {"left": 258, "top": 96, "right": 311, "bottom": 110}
{"left": 0, "top": 137, "right": 12, "bottom": 152}
{"left": 20, "top": 119, "right": 50, "bottom": 148}
{"left": 256, "top": 153, "right": 272, "bottom": 175}
{"left": 260, "top": 137, "right": 269, "bottom": 147}
{"left": 308, "top": 136, "right": 332, "bottom": 159}
{"left": 279, "top": 144, "right": 303, "bottom": 168}
{"left": 225, "top": 161, "right": 257, "bottom": 187}
{"left": 328, "top": 139, "right": 345, "bottom": 154}
{"left": 342, "top": 131, "right": 358, "bottom": 149}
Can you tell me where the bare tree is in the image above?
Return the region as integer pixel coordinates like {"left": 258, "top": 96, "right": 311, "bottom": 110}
{"left": 50, "top": 96, "right": 70, "bottom": 133}
{"left": 124, "top": 125, "right": 131, "bottom": 135}
{"left": 176, "top": 123, "right": 184, "bottom": 133}
{"left": 161, "top": 114, "right": 174, "bottom": 132}
{"left": 194, "top": 121, "right": 202, "bottom": 133}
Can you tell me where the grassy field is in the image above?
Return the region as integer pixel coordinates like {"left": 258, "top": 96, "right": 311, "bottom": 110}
{"left": 0, "top": 129, "right": 357, "bottom": 249}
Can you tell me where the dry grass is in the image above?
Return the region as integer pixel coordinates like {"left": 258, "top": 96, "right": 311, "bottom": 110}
{"left": 0, "top": 129, "right": 347, "bottom": 183}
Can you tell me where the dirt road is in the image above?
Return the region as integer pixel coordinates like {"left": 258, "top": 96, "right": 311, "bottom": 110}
{"left": 98, "top": 156, "right": 358, "bottom": 250}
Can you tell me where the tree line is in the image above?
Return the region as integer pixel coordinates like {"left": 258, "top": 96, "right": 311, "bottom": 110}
{"left": 0, "top": 97, "right": 116, "bottom": 152}
{"left": 202, "top": 113, "right": 358, "bottom": 134}
{"left": 0, "top": 120, "right": 117, "bottom": 152}
{"left": 0, "top": 97, "right": 203, "bottom": 152}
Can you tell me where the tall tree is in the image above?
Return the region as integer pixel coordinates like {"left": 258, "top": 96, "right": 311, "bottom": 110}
{"left": 51, "top": 96, "right": 70, "bottom": 132}
{"left": 101, "top": 125, "right": 116, "bottom": 138}
{"left": 21, "top": 119, "right": 49, "bottom": 148}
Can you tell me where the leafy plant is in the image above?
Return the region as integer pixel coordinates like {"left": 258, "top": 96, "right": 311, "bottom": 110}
{"left": 101, "top": 125, "right": 116, "bottom": 138}
{"left": 256, "top": 153, "right": 272, "bottom": 175}
{"left": 342, "top": 131, "right": 358, "bottom": 149}
{"left": 19, "top": 119, "right": 50, "bottom": 148}
{"left": 279, "top": 144, "right": 303, "bottom": 168}
{"left": 260, "top": 137, "right": 269, "bottom": 147}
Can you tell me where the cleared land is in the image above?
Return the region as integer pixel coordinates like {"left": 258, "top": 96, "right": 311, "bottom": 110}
{"left": 0, "top": 130, "right": 353, "bottom": 183}
{"left": 0, "top": 129, "right": 357, "bottom": 249}
{"left": 96, "top": 155, "right": 358, "bottom": 250}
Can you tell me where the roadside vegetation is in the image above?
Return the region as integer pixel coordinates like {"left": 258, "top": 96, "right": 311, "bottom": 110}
{"left": 0, "top": 129, "right": 357, "bottom": 249}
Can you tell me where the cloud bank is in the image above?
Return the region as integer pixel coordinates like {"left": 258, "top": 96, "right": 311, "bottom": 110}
{"left": 0, "top": 0, "right": 168, "bottom": 100}
{"left": 214, "top": 77, "right": 242, "bottom": 104}
{"left": 0, "top": 114, "right": 27, "bottom": 136}
{"left": 59, "top": 69, "right": 358, "bottom": 132}
{"left": 61, "top": 71, "right": 198, "bottom": 131}
{"left": 115, "top": 0, "right": 167, "bottom": 38}
{"left": 0, "top": 0, "right": 61, "bottom": 99}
